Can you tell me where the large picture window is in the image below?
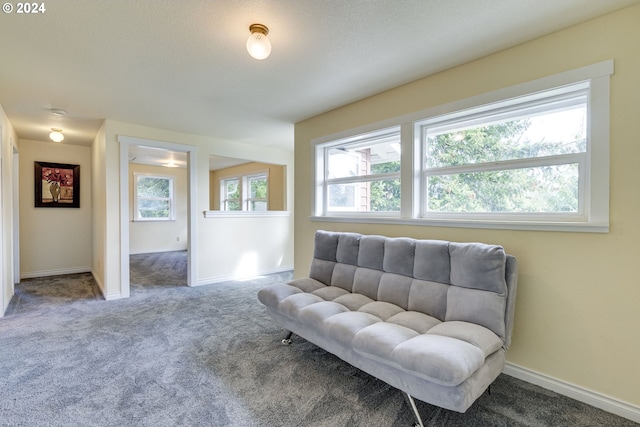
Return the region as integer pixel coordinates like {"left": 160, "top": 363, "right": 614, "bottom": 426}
{"left": 134, "top": 173, "right": 175, "bottom": 221}
{"left": 311, "top": 61, "right": 611, "bottom": 232}
{"left": 418, "top": 83, "right": 588, "bottom": 220}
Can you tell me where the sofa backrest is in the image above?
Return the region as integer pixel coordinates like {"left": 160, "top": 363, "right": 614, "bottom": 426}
{"left": 308, "top": 230, "right": 518, "bottom": 348}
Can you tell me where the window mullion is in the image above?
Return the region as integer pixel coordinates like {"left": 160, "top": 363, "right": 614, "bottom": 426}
{"left": 241, "top": 176, "right": 248, "bottom": 211}
{"left": 326, "top": 172, "right": 400, "bottom": 185}
{"left": 424, "top": 153, "right": 586, "bottom": 176}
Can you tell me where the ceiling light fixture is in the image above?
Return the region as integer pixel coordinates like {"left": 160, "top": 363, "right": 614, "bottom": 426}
{"left": 246, "top": 23, "right": 271, "bottom": 60}
{"left": 49, "top": 128, "right": 64, "bottom": 142}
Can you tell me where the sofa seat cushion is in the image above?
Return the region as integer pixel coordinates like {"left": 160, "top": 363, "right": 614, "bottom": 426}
{"left": 353, "top": 322, "right": 420, "bottom": 363}
{"left": 351, "top": 318, "right": 500, "bottom": 387}
{"left": 324, "top": 312, "right": 381, "bottom": 346}
{"left": 312, "top": 286, "right": 350, "bottom": 301}
{"left": 278, "top": 293, "right": 325, "bottom": 319}
{"left": 358, "top": 301, "right": 405, "bottom": 321}
{"left": 298, "top": 301, "right": 350, "bottom": 326}
{"left": 257, "top": 284, "right": 302, "bottom": 310}
{"left": 427, "top": 321, "right": 503, "bottom": 357}
{"left": 391, "top": 334, "right": 487, "bottom": 386}
{"left": 288, "top": 277, "right": 327, "bottom": 293}
{"left": 386, "top": 311, "right": 442, "bottom": 334}
{"left": 333, "top": 293, "right": 374, "bottom": 311}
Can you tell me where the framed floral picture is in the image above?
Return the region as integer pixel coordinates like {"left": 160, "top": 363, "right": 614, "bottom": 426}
{"left": 34, "top": 161, "right": 80, "bottom": 208}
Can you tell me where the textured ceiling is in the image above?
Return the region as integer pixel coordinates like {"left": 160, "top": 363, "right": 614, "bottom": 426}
{"left": 1, "top": 0, "right": 638, "bottom": 150}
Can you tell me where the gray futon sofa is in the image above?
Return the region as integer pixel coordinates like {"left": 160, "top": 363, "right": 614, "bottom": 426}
{"left": 258, "top": 230, "right": 518, "bottom": 424}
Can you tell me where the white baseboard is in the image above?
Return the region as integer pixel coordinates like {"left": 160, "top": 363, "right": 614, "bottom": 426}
{"left": 503, "top": 363, "right": 640, "bottom": 424}
{"left": 21, "top": 266, "right": 91, "bottom": 279}
{"left": 90, "top": 270, "right": 113, "bottom": 301}
{"left": 129, "top": 248, "right": 188, "bottom": 255}
{"left": 196, "top": 265, "right": 293, "bottom": 287}
{"left": 103, "top": 292, "right": 124, "bottom": 301}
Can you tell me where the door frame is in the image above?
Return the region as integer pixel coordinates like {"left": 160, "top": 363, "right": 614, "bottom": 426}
{"left": 12, "top": 142, "right": 19, "bottom": 287}
{"left": 118, "top": 135, "right": 198, "bottom": 297}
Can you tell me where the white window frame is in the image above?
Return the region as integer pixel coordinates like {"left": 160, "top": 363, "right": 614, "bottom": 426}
{"left": 314, "top": 126, "right": 402, "bottom": 218}
{"left": 245, "top": 172, "right": 269, "bottom": 211}
{"left": 310, "top": 60, "right": 612, "bottom": 233}
{"left": 133, "top": 173, "right": 175, "bottom": 221}
{"left": 220, "top": 177, "right": 241, "bottom": 211}
{"left": 219, "top": 170, "right": 269, "bottom": 212}
{"left": 417, "top": 83, "right": 588, "bottom": 222}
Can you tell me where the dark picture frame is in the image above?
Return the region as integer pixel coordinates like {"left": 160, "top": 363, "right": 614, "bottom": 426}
{"left": 34, "top": 161, "right": 80, "bottom": 208}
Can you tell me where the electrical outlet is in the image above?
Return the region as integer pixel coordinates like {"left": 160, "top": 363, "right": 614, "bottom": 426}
{"left": 176, "top": 236, "right": 180, "bottom": 242}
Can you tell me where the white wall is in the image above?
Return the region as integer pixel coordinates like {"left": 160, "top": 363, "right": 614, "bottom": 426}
{"left": 0, "top": 104, "right": 19, "bottom": 316}
{"left": 199, "top": 212, "right": 293, "bottom": 284}
{"left": 129, "top": 163, "right": 188, "bottom": 254}
{"left": 19, "top": 140, "right": 92, "bottom": 278}
{"left": 91, "top": 122, "right": 107, "bottom": 296}
{"left": 95, "top": 120, "right": 294, "bottom": 299}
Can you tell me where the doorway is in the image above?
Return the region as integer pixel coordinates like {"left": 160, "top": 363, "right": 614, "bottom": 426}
{"left": 118, "top": 136, "right": 198, "bottom": 298}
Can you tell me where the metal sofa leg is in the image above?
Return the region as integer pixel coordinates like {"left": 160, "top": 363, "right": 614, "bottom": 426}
{"left": 281, "top": 331, "right": 293, "bottom": 345}
{"left": 403, "top": 393, "right": 425, "bottom": 427}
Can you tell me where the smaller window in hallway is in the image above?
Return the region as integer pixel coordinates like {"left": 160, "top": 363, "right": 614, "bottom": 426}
{"left": 134, "top": 173, "right": 175, "bottom": 220}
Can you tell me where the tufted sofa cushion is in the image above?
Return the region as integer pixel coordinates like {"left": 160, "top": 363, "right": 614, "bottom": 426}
{"left": 301, "top": 231, "right": 510, "bottom": 338}
{"left": 257, "top": 230, "right": 518, "bottom": 413}
{"left": 269, "top": 280, "right": 503, "bottom": 386}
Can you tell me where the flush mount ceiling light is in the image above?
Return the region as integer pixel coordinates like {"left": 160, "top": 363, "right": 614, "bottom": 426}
{"left": 49, "top": 128, "right": 64, "bottom": 142}
{"left": 246, "top": 23, "right": 271, "bottom": 60}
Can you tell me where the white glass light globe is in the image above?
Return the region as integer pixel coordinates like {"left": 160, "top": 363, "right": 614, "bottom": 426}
{"left": 246, "top": 32, "right": 271, "bottom": 60}
{"left": 49, "top": 129, "right": 64, "bottom": 142}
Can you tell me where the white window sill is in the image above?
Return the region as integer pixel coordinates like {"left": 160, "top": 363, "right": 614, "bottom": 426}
{"left": 203, "top": 211, "right": 291, "bottom": 218}
{"left": 310, "top": 215, "right": 608, "bottom": 233}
